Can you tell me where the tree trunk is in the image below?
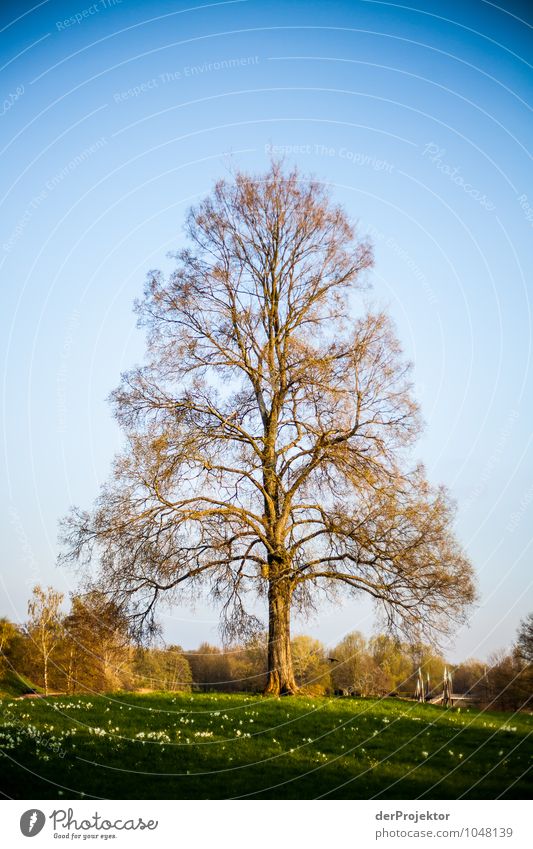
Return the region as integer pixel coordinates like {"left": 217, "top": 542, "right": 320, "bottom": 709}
{"left": 264, "top": 579, "right": 297, "bottom": 695}
{"left": 43, "top": 652, "right": 49, "bottom": 696}
{"left": 67, "top": 647, "right": 74, "bottom": 694}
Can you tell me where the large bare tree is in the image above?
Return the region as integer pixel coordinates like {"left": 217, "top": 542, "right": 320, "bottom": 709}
{"left": 61, "top": 162, "right": 475, "bottom": 695}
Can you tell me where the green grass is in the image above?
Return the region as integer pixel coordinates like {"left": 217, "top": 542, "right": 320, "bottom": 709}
{"left": 0, "top": 692, "right": 531, "bottom": 799}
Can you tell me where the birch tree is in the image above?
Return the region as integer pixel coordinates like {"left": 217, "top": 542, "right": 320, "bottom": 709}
{"left": 27, "top": 585, "right": 63, "bottom": 695}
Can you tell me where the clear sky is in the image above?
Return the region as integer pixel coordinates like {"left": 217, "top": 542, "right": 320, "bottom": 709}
{"left": 1, "top": 0, "right": 532, "bottom": 663}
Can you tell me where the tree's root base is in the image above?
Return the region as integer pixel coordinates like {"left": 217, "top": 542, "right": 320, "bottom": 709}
{"left": 263, "top": 682, "right": 298, "bottom": 697}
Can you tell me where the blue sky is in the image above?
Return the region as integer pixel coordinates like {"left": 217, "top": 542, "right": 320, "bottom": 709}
{"left": 1, "top": 0, "right": 532, "bottom": 662}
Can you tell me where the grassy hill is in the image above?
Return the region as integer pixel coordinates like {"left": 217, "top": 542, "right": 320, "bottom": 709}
{"left": 0, "top": 669, "right": 42, "bottom": 698}
{"left": 0, "top": 692, "right": 531, "bottom": 799}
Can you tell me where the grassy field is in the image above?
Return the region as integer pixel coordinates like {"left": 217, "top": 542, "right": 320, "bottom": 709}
{"left": 0, "top": 692, "right": 531, "bottom": 799}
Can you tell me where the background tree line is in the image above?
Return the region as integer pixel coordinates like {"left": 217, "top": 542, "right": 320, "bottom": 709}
{"left": 0, "top": 585, "right": 191, "bottom": 695}
{"left": 0, "top": 586, "right": 530, "bottom": 710}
